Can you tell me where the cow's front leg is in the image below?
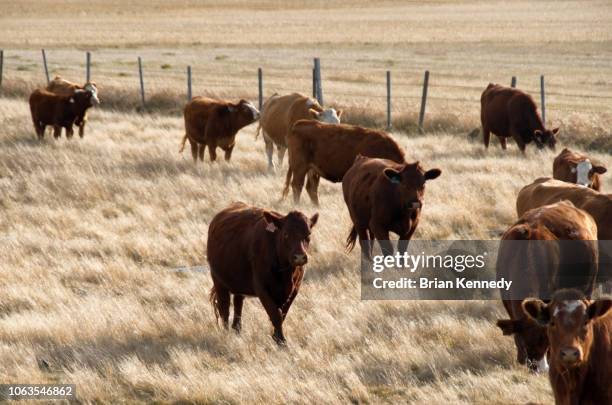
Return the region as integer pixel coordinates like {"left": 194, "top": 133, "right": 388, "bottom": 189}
{"left": 370, "top": 223, "right": 392, "bottom": 257}
{"left": 53, "top": 125, "right": 62, "bottom": 139}
{"left": 78, "top": 122, "right": 85, "bottom": 138}
{"left": 66, "top": 126, "right": 74, "bottom": 139}
{"left": 207, "top": 142, "right": 218, "bottom": 162}
{"left": 254, "top": 281, "right": 285, "bottom": 345}
{"left": 224, "top": 144, "right": 235, "bottom": 162}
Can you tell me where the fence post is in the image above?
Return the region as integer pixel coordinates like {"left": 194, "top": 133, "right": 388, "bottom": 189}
{"left": 86, "top": 51, "right": 91, "bottom": 82}
{"left": 42, "top": 49, "right": 50, "bottom": 83}
{"left": 258, "top": 67, "right": 263, "bottom": 110}
{"left": 187, "top": 66, "right": 192, "bottom": 101}
{"left": 314, "top": 57, "right": 323, "bottom": 105}
{"left": 0, "top": 50, "right": 3, "bottom": 90}
{"left": 138, "top": 57, "right": 145, "bottom": 109}
{"left": 312, "top": 68, "right": 316, "bottom": 99}
{"left": 511, "top": 76, "right": 517, "bottom": 88}
{"left": 540, "top": 75, "right": 546, "bottom": 124}
{"left": 418, "top": 70, "right": 430, "bottom": 132}
{"left": 386, "top": 71, "right": 391, "bottom": 130}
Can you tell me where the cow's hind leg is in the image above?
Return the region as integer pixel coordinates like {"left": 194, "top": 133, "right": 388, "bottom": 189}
{"left": 34, "top": 122, "right": 45, "bottom": 139}
{"left": 370, "top": 224, "right": 393, "bottom": 257}
{"left": 213, "top": 285, "right": 231, "bottom": 330}
{"left": 291, "top": 167, "right": 308, "bottom": 204}
{"left": 199, "top": 143, "right": 207, "bottom": 161}
{"left": 207, "top": 143, "right": 218, "bottom": 162}
{"left": 224, "top": 144, "right": 235, "bottom": 162}
{"left": 483, "top": 126, "right": 491, "bottom": 149}
{"left": 358, "top": 228, "right": 372, "bottom": 260}
{"left": 78, "top": 122, "right": 86, "bottom": 138}
{"left": 499, "top": 136, "right": 507, "bottom": 150}
{"left": 264, "top": 134, "right": 275, "bottom": 171}
{"left": 277, "top": 145, "right": 287, "bottom": 168}
{"left": 232, "top": 294, "right": 244, "bottom": 332}
{"left": 189, "top": 139, "right": 198, "bottom": 162}
{"left": 66, "top": 126, "right": 74, "bottom": 139}
{"left": 305, "top": 171, "right": 321, "bottom": 206}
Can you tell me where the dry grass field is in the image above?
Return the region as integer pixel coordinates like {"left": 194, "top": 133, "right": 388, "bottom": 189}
{"left": 0, "top": 1, "right": 611, "bottom": 404}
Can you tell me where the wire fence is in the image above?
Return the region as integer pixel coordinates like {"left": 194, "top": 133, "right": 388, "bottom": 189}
{"left": 1, "top": 48, "right": 612, "bottom": 130}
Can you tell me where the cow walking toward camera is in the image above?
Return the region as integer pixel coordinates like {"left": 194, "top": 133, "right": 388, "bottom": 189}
{"left": 284, "top": 121, "right": 406, "bottom": 204}
{"left": 553, "top": 148, "right": 607, "bottom": 191}
{"left": 29, "top": 88, "right": 98, "bottom": 140}
{"left": 46, "top": 76, "right": 99, "bottom": 138}
{"left": 180, "top": 97, "right": 260, "bottom": 162}
{"left": 342, "top": 155, "right": 441, "bottom": 258}
{"left": 523, "top": 289, "right": 612, "bottom": 405}
{"left": 257, "top": 93, "right": 342, "bottom": 171}
{"left": 480, "top": 83, "right": 558, "bottom": 153}
{"left": 495, "top": 201, "right": 599, "bottom": 373}
{"left": 206, "top": 202, "right": 318, "bottom": 345}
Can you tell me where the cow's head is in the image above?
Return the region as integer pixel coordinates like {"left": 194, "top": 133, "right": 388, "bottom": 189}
{"left": 309, "top": 108, "right": 342, "bottom": 124}
{"left": 533, "top": 128, "right": 558, "bottom": 150}
{"left": 71, "top": 89, "right": 98, "bottom": 109}
{"left": 263, "top": 210, "right": 318, "bottom": 267}
{"left": 227, "top": 99, "right": 260, "bottom": 126}
{"left": 382, "top": 162, "right": 441, "bottom": 211}
{"left": 496, "top": 317, "right": 549, "bottom": 372}
{"left": 83, "top": 82, "right": 100, "bottom": 105}
{"left": 571, "top": 160, "right": 607, "bottom": 188}
{"left": 523, "top": 289, "right": 612, "bottom": 369}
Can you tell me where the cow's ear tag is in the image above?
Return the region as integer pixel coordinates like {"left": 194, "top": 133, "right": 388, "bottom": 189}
{"left": 266, "top": 222, "right": 277, "bottom": 233}
{"left": 69, "top": 97, "right": 75, "bottom": 103}
{"left": 571, "top": 167, "right": 577, "bottom": 173}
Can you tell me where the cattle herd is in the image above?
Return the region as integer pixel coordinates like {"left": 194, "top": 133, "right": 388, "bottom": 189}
{"left": 27, "top": 79, "right": 611, "bottom": 403}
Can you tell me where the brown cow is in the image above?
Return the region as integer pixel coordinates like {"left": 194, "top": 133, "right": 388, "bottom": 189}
{"left": 283, "top": 120, "right": 406, "bottom": 205}
{"left": 180, "top": 97, "right": 260, "bottom": 163}
{"left": 523, "top": 289, "right": 612, "bottom": 405}
{"left": 46, "top": 76, "right": 99, "bottom": 138}
{"left": 342, "top": 155, "right": 441, "bottom": 258}
{"left": 496, "top": 201, "right": 599, "bottom": 373}
{"left": 257, "top": 93, "right": 342, "bottom": 171}
{"left": 481, "top": 83, "right": 558, "bottom": 153}
{"left": 553, "top": 148, "right": 607, "bottom": 191}
{"left": 206, "top": 202, "right": 318, "bottom": 345}
{"left": 29, "top": 88, "right": 98, "bottom": 139}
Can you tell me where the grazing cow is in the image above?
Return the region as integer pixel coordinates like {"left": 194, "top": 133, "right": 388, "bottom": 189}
{"left": 29, "top": 88, "right": 98, "bottom": 139}
{"left": 523, "top": 289, "right": 612, "bottom": 405}
{"left": 257, "top": 93, "right": 342, "bottom": 171}
{"left": 284, "top": 120, "right": 406, "bottom": 205}
{"left": 553, "top": 148, "right": 607, "bottom": 191}
{"left": 342, "top": 155, "right": 441, "bottom": 258}
{"left": 480, "top": 83, "right": 558, "bottom": 153}
{"left": 206, "top": 202, "right": 318, "bottom": 345}
{"left": 46, "top": 76, "right": 99, "bottom": 138}
{"left": 496, "top": 201, "right": 599, "bottom": 373}
{"left": 180, "top": 97, "right": 260, "bottom": 162}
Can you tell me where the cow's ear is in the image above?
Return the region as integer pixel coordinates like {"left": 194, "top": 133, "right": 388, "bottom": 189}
{"left": 551, "top": 127, "right": 560, "bottom": 135}
{"left": 308, "top": 108, "right": 320, "bottom": 119}
{"left": 522, "top": 299, "right": 550, "bottom": 326}
{"left": 424, "top": 168, "right": 441, "bottom": 181}
{"left": 592, "top": 165, "right": 607, "bottom": 175}
{"left": 496, "top": 319, "right": 520, "bottom": 335}
{"left": 263, "top": 211, "right": 283, "bottom": 233}
{"left": 69, "top": 97, "right": 75, "bottom": 103}
{"left": 336, "top": 109, "right": 343, "bottom": 118}
{"left": 309, "top": 213, "right": 319, "bottom": 228}
{"left": 587, "top": 299, "right": 612, "bottom": 321}
{"left": 383, "top": 168, "right": 401, "bottom": 184}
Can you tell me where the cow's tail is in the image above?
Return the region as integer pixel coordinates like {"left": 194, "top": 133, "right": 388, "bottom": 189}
{"left": 178, "top": 134, "right": 188, "bottom": 154}
{"left": 209, "top": 286, "right": 220, "bottom": 325}
{"left": 345, "top": 225, "right": 358, "bottom": 253}
{"left": 282, "top": 166, "right": 293, "bottom": 199}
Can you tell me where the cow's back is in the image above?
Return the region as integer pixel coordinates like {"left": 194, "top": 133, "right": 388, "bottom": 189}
{"left": 260, "top": 93, "right": 320, "bottom": 146}
{"left": 290, "top": 121, "right": 405, "bottom": 182}
{"left": 481, "top": 84, "right": 537, "bottom": 138}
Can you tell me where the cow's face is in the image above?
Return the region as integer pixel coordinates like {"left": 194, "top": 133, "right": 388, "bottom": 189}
{"left": 571, "top": 160, "right": 607, "bottom": 187}
{"left": 383, "top": 162, "right": 441, "bottom": 211}
{"left": 71, "top": 89, "right": 97, "bottom": 108}
{"left": 228, "top": 99, "right": 260, "bottom": 125}
{"left": 523, "top": 293, "right": 612, "bottom": 368}
{"left": 496, "top": 317, "right": 549, "bottom": 372}
{"left": 83, "top": 83, "right": 100, "bottom": 105}
{"left": 263, "top": 211, "right": 318, "bottom": 267}
{"left": 533, "top": 128, "right": 558, "bottom": 150}
{"left": 309, "top": 108, "right": 342, "bottom": 124}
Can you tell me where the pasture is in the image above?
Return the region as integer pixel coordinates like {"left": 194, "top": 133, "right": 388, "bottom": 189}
{"left": 0, "top": 0, "right": 611, "bottom": 403}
